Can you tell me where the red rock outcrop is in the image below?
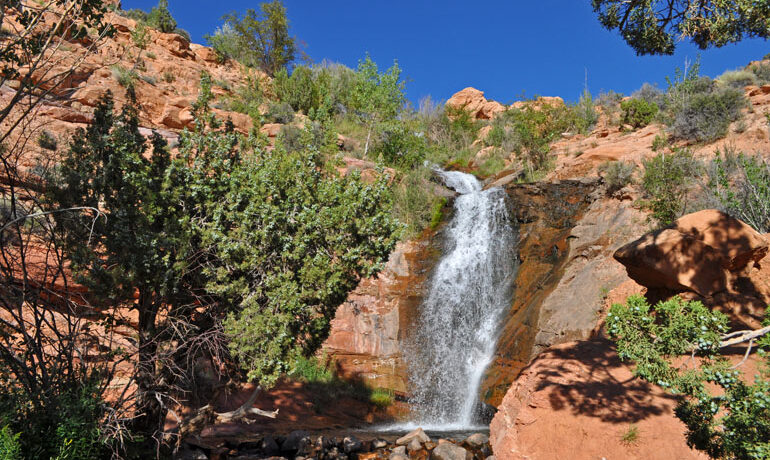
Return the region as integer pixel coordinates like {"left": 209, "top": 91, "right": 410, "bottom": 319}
{"left": 446, "top": 87, "right": 505, "bottom": 120}
{"left": 614, "top": 210, "right": 769, "bottom": 296}
{"left": 323, "top": 239, "right": 440, "bottom": 393}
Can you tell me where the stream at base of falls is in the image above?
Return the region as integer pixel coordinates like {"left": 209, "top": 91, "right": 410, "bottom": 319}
{"left": 394, "top": 170, "right": 518, "bottom": 431}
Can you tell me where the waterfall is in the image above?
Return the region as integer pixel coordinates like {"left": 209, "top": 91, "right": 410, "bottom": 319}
{"left": 403, "top": 170, "right": 518, "bottom": 430}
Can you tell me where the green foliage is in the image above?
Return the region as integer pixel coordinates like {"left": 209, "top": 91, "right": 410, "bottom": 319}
{"left": 198, "top": 127, "right": 400, "bottom": 386}
{"left": 377, "top": 121, "right": 428, "bottom": 169}
{"left": 591, "top": 0, "right": 770, "bottom": 55}
{"left": 642, "top": 149, "right": 702, "bottom": 225}
{"left": 391, "top": 167, "right": 442, "bottom": 238}
{"left": 478, "top": 153, "right": 506, "bottom": 178}
{"left": 708, "top": 150, "right": 770, "bottom": 232}
{"left": 162, "top": 70, "right": 175, "bottom": 83}
{"left": 607, "top": 295, "right": 770, "bottom": 459}
{"left": 0, "top": 427, "right": 20, "bottom": 460}
{"left": 597, "top": 90, "right": 624, "bottom": 108}
{"left": 717, "top": 69, "right": 759, "bottom": 89}
{"left": 670, "top": 85, "right": 746, "bottom": 142}
{"left": 224, "top": 74, "right": 263, "bottom": 122}
{"left": 0, "top": 375, "right": 107, "bottom": 460}
{"left": 351, "top": 54, "right": 406, "bottom": 156}
{"left": 130, "top": 22, "right": 149, "bottom": 50}
{"left": 500, "top": 100, "right": 584, "bottom": 177}
{"left": 664, "top": 60, "right": 746, "bottom": 143}
{"left": 621, "top": 98, "right": 659, "bottom": 128}
{"left": 576, "top": 89, "right": 599, "bottom": 132}
{"left": 266, "top": 101, "right": 295, "bottom": 124}
{"left": 207, "top": 1, "right": 296, "bottom": 75}
{"left": 750, "top": 62, "right": 770, "bottom": 84}
{"left": 36, "top": 130, "right": 57, "bottom": 151}
{"left": 429, "top": 197, "right": 448, "bottom": 230}
{"left": 600, "top": 160, "right": 636, "bottom": 193}
{"left": 274, "top": 65, "right": 323, "bottom": 115}
{"left": 289, "top": 355, "right": 335, "bottom": 384}
{"left": 633, "top": 82, "right": 667, "bottom": 111}
{"left": 146, "top": 0, "right": 177, "bottom": 33}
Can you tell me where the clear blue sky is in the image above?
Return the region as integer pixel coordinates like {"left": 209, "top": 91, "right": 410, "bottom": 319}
{"left": 122, "top": 0, "right": 769, "bottom": 105}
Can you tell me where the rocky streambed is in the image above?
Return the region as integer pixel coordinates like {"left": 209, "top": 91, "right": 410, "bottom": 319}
{"left": 178, "top": 428, "right": 493, "bottom": 460}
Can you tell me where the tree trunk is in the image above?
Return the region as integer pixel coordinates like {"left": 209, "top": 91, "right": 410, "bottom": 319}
{"left": 364, "top": 125, "right": 372, "bottom": 157}
{"left": 132, "top": 293, "right": 166, "bottom": 441}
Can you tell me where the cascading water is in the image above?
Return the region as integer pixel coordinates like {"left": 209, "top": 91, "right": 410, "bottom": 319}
{"left": 402, "top": 170, "right": 518, "bottom": 430}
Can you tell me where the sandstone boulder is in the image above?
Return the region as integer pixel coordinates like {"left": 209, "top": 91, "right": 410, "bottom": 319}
{"left": 396, "top": 427, "right": 430, "bottom": 446}
{"left": 446, "top": 87, "right": 505, "bottom": 120}
{"left": 614, "top": 210, "right": 768, "bottom": 296}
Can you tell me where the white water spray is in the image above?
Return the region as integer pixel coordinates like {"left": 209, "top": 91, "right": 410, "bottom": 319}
{"left": 402, "top": 170, "right": 517, "bottom": 430}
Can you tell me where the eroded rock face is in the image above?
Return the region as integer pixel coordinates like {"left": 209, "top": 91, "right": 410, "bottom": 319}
{"left": 323, "top": 239, "right": 440, "bottom": 393}
{"left": 614, "top": 210, "right": 769, "bottom": 296}
{"left": 446, "top": 87, "right": 505, "bottom": 120}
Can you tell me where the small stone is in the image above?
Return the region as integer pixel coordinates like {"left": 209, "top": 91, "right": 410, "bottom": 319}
{"left": 396, "top": 427, "right": 431, "bottom": 446}
{"left": 281, "top": 430, "right": 310, "bottom": 453}
{"left": 431, "top": 442, "right": 468, "bottom": 460}
{"left": 463, "top": 433, "right": 489, "bottom": 449}
{"left": 372, "top": 439, "right": 389, "bottom": 449}
{"left": 392, "top": 446, "right": 407, "bottom": 455}
{"left": 261, "top": 436, "right": 280, "bottom": 456}
{"left": 408, "top": 437, "right": 423, "bottom": 453}
{"left": 343, "top": 435, "right": 363, "bottom": 454}
{"left": 389, "top": 454, "right": 409, "bottom": 460}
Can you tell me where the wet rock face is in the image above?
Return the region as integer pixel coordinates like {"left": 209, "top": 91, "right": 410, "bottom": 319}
{"left": 479, "top": 178, "right": 651, "bottom": 407}
{"left": 322, "top": 239, "right": 441, "bottom": 393}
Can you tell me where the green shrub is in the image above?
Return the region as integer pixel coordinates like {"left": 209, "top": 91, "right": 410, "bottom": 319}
{"left": 597, "top": 90, "right": 624, "bottom": 108}
{"left": 750, "top": 62, "right": 770, "bottom": 84}
{"left": 642, "top": 149, "right": 702, "bottom": 225}
{"left": 651, "top": 134, "right": 668, "bottom": 152}
{"left": 708, "top": 150, "right": 770, "bottom": 232}
{"left": 621, "top": 424, "right": 639, "bottom": 445}
{"left": 0, "top": 426, "right": 21, "bottom": 460}
{"left": 274, "top": 65, "right": 322, "bottom": 115}
{"left": 118, "top": 8, "right": 148, "bottom": 23}
{"left": 632, "top": 83, "right": 667, "bottom": 111}
{"left": 575, "top": 89, "right": 599, "bottom": 133}
{"left": 717, "top": 69, "right": 758, "bottom": 89}
{"left": 266, "top": 101, "right": 294, "bottom": 124}
{"left": 224, "top": 74, "right": 263, "bottom": 121}
{"left": 669, "top": 85, "right": 745, "bottom": 142}
{"left": 162, "top": 71, "right": 175, "bottom": 83}
{"left": 377, "top": 122, "right": 427, "bottom": 169}
{"left": 620, "top": 98, "right": 658, "bottom": 128}
{"left": 130, "top": 22, "right": 149, "bottom": 49}
{"left": 500, "top": 100, "right": 583, "bottom": 176}
{"left": 37, "top": 130, "right": 57, "bottom": 151}
{"left": 600, "top": 160, "right": 636, "bottom": 193}
{"left": 146, "top": 0, "right": 176, "bottom": 33}
{"left": 485, "top": 124, "right": 505, "bottom": 147}
{"left": 0, "top": 378, "right": 107, "bottom": 460}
